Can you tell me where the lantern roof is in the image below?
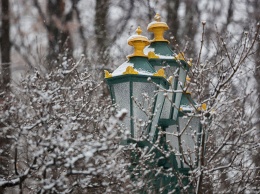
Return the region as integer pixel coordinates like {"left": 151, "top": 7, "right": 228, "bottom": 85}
{"left": 105, "top": 26, "right": 168, "bottom": 79}
{"left": 145, "top": 42, "right": 174, "bottom": 57}
{"left": 111, "top": 57, "right": 155, "bottom": 77}
{"left": 145, "top": 13, "right": 193, "bottom": 75}
{"left": 146, "top": 13, "right": 178, "bottom": 61}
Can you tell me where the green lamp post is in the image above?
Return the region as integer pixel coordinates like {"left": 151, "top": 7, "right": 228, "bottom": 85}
{"left": 144, "top": 14, "right": 203, "bottom": 192}
{"left": 105, "top": 26, "right": 170, "bottom": 141}
{"left": 145, "top": 13, "right": 193, "bottom": 122}
{"left": 105, "top": 16, "right": 203, "bottom": 193}
{"left": 163, "top": 92, "right": 202, "bottom": 176}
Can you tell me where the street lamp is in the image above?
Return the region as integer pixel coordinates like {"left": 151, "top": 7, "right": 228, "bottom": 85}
{"left": 105, "top": 26, "right": 170, "bottom": 141}
{"left": 145, "top": 13, "right": 192, "bottom": 122}
{"left": 104, "top": 15, "right": 202, "bottom": 193}
{"left": 145, "top": 14, "right": 202, "bottom": 171}
{"left": 164, "top": 92, "right": 202, "bottom": 169}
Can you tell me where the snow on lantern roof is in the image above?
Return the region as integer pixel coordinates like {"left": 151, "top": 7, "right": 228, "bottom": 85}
{"left": 144, "top": 46, "right": 155, "bottom": 55}
{"left": 144, "top": 44, "right": 174, "bottom": 59}
{"left": 147, "top": 21, "right": 168, "bottom": 31}
{"left": 127, "top": 34, "right": 150, "bottom": 44}
{"left": 112, "top": 61, "right": 134, "bottom": 76}
{"left": 111, "top": 61, "right": 153, "bottom": 77}
{"left": 105, "top": 59, "right": 168, "bottom": 78}
{"left": 180, "top": 105, "right": 195, "bottom": 113}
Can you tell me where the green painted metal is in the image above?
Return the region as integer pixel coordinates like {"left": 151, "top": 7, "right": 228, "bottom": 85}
{"left": 147, "top": 41, "right": 190, "bottom": 123}
{"left": 149, "top": 41, "right": 174, "bottom": 56}
{"left": 158, "top": 119, "right": 177, "bottom": 126}
{"left": 130, "top": 80, "right": 134, "bottom": 137}
{"left": 180, "top": 93, "right": 196, "bottom": 106}
{"left": 149, "top": 58, "right": 190, "bottom": 72}
{"left": 147, "top": 41, "right": 190, "bottom": 72}
{"left": 128, "top": 56, "right": 155, "bottom": 73}
{"left": 127, "top": 138, "right": 181, "bottom": 194}
{"left": 127, "top": 130, "right": 193, "bottom": 193}
{"left": 105, "top": 41, "right": 199, "bottom": 194}
{"left": 178, "top": 93, "right": 197, "bottom": 117}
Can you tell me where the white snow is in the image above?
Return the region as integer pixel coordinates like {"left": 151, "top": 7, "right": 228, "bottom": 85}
{"left": 127, "top": 34, "right": 149, "bottom": 42}
{"left": 137, "top": 69, "right": 153, "bottom": 76}
{"left": 112, "top": 61, "right": 153, "bottom": 76}
{"left": 112, "top": 61, "right": 134, "bottom": 76}
{"left": 144, "top": 46, "right": 174, "bottom": 59}
{"left": 180, "top": 105, "right": 194, "bottom": 112}
{"left": 158, "top": 54, "right": 174, "bottom": 59}
{"left": 143, "top": 47, "right": 155, "bottom": 55}
{"left": 147, "top": 21, "right": 168, "bottom": 30}
{"left": 116, "top": 108, "right": 128, "bottom": 118}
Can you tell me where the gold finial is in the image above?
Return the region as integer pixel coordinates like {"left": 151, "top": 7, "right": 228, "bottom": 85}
{"left": 127, "top": 26, "right": 150, "bottom": 58}
{"left": 153, "top": 68, "right": 166, "bottom": 78}
{"left": 197, "top": 103, "right": 207, "bottom": 111}
{"left": 148, "top": 51, "right": 159, "bottom": 59}
{"left": 186, "top": 75, "right": 191, "bottom": 82}
{"left": 201, "top": 103, "right": 207, "bottom": 111}
{"left": 136, "top": 26, "right": 142, "bottom": 35}
{"left": 154, "top": 13, "right": 161, "bottom": 22}
{"left": 167, "top": 76, "right": 173, "bottom": 84}
{"left": 123, "top": 66, "right": 139, "bottom": 75}
{"left": 104, "top": 70, "right": 112, "bottom": 78}
{"left": 188, "top": 58, "right": 193, "bottom": 66}
{"left": 185, "top": 75, "right": 191, "bottom": 94}
{"left": 174, "top": 52, "right": 185, "bottom": 60}
{"left": 147, "top": 13, "right": 169, "bottom": 43}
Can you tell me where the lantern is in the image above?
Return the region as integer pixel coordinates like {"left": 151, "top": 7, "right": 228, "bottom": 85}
{"left": 104, "top": 15, "right": 203, "bottom": 194}
{"left": 144, "top": 14, "right": 191, "bottom": 121}
{"left": 165, "top": 93, "right": 201, "bottom": 169}
{"left": 105, "top": 27, "right": 170, "bottom": 141}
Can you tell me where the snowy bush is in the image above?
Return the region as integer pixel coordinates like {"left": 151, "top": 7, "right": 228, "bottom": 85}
{"left": 0, "top": 56, "right": 132, "bottom": 193}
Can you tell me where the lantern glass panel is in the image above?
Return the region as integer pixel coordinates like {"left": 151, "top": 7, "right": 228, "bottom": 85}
{"left": 153, "top": 65, "right": 162, "bottom": 71}
{"left": 166, "top": 125, "right": 181, "bottom": 168}
{"left": 165, "top": 66, "right": 178, "bottom": 79}
{"left": 113, "top": 82, "right": 131, "bottom": 130}
{"left": 149, "top": 86, "right": 166, "bottom": 140}
{"left": 154, "top": 65, "right": 177, "bottom": 80}
{"left": 172, "top": 67, "right": 187, "bottom": 120}
{"left": 179, "top": 67, "right": 187, "bottom": 87}
{"left": 132, "top": 82, "right": 156, "bottom": 138}
{"left": 179, "top": 116, "right": 200, "bottom": 167}
{"left": 160, "top": 93, "right": 172, "bottom": 119}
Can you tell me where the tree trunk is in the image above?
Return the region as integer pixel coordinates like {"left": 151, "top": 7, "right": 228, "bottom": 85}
{"left": 166, "top": 0, "right": 180, "bottom": 49}
{"left": 252, "top": 0, "right": 260, "bottom": 191}
{"left": 47, "top": 0, "right": 73, "bottom": 64}
{"left": 0, "top": 1, "right": 12, "bottom": 193}
{"left": 95, "top": 0, "right": 109, "bottom": 65}
{"left": 1, "top": 0, "right": 11, "bottom": 92}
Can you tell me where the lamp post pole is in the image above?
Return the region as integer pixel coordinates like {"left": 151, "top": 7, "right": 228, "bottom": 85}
{"left": 105, "top": 14, "right": 202, "bottom": 194}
